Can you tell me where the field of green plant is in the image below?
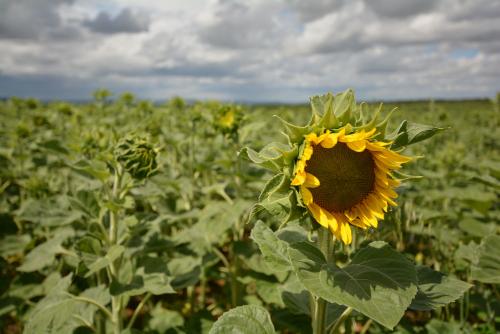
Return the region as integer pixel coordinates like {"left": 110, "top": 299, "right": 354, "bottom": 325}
{"left": 0, "top": 91, "right": 498, "bottom": 334}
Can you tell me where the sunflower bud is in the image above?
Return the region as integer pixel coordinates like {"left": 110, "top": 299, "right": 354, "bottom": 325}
{"left": 115, "top": 136, "right": 158, "bottom": 180}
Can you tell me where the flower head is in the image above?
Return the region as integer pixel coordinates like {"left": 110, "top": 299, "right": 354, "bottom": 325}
{"left": 290, "top": 126, "right": 410, "bottom": 244}
{"left": 244, "top": 89, "right": 442, "bottom": 245}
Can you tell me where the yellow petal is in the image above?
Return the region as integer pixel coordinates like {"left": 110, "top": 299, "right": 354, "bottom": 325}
{"left": 302, "top": 144, "right": 314, "bottom": 161}
{"left": 347, "top": 140, "right": 366, "bottom": 152}
{"left": 300, "top": 186, "right": 313, "bottom": 205}
{"left": 388, "top": 178, "right": 400, "bottom": 187}
{"left": 339, "top": 222, "right": 352, "bottom": 245}
{"left": 349, "top": 218, "right": 369, "bottom": 229}
{"left": 364, "top": 196, "right": 385, "bottom": 219}
{"left": 358, "top": 204, "right": 378, "bottom": 227}
{"left": 339, "top": 128, "right": 374, "bottom": 143}
{"left": 373, "top": 153, "right": 402, "bottom": 169}
{"left": 306, "top": 133, "right": 320, "bottom": 145}
{"left": 291, "top": 170, "right": 306, "bottom": 186}
{"left": 309, "top": 203, "right": 335, "bottom": 229}
{"left": 379, "top": 191, "right": 397, "bottom": 206}
{"left": 304, "top": 173, "right": 320, "bottom": 188}
{"left": 344, "top": 208, "right": 358, "bottom": 221}
{"left": 327, "top": 214, "right": 338, "bottom": 232}
{"left": 366, "top": 141, "right": 385, "bottom": 151}
{"left": 320, "top": 133, "right": 338, "bottom": 148}
{"left": 380, "top": 150, "right": 412, "bottom": 163}
{"left": 380, "top": 186, "right": 398, "bottom": 199}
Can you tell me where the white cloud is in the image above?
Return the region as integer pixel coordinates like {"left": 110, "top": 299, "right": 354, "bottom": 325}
{"left": 0, "top": 0, "right": 498, "bottom": 101}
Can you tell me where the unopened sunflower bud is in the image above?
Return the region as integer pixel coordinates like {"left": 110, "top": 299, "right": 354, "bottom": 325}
{"left": 115, "top": 136, "right": 158, "bottom": 180}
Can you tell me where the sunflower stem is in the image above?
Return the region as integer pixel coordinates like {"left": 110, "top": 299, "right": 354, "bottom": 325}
{"left": 312, "top": 228, "right": 334, "bottom": 334}
{"left": 109, "top": 165, "right": 123, "bottom": 334}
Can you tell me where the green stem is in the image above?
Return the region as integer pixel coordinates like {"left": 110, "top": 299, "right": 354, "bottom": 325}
{"left": 73, "top": 314, "right": 96, "bottom": 332}
{"left": 109, "top": 166, "right": 123, "bottom": 334}
{"left": 199, "top": 266, "right": 207, "bottom": 309}
{"left": 126, "top": 293, "right": 152, "bottom": 330}
{"left": 329, "top": 307, "right": 353, "bottom": 334}
{"left": 312, "top": 228, "right": 334, "bottom": 334}
{"left": 213, "top": 246, "right": 238, "bottom": 307}
{"left": 72, "top": 296, "right": 114, "bottom": 320}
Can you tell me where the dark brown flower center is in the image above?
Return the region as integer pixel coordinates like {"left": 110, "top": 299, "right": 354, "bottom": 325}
{"left": 305, "top": 143, "right": 375, "bottom": 212}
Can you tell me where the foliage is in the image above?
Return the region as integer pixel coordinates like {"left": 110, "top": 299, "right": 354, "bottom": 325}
{"left": 0, "top": 93, "right": 498, "bottom": 333}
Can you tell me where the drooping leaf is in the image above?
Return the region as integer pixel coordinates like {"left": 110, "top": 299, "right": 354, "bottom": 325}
{"left": 409, "top": 266, "right": 472, "bottom": 311}
{"left": 250, "top": 221, "right": 291, "bottom": 271}
{"left": 209, "top": 305, "right": 275, "bottom": 334}
{"left": 70, "top": 159, "right": 110, "bottom": 182}
{"left": 24, "top": 275, "right": 109, "bottom": 334}
{"left": 289, "top": 241, "right": 418, "bottom": 329}
{"left": 471, "top": 234, "right": 500, "bottom": 284}
{"left": 18, "top": 230, "right": 73, "bottom": 272}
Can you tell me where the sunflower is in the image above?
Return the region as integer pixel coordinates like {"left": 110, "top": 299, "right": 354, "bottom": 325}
{"left": 290, "top": 126, "right": 411, "bottom": 245}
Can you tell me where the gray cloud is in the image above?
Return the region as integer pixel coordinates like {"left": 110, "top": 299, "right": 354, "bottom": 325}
{"left": 289, "top": 0, "right": 344, "bottom": 22}
{"left": 83, "top": 8, "right": 149, "bottom": 34}
{"left": 0, "top": 0, "right": 499, "bottom": 102}
{"left": 447, "top": 0, "right": 500, "bottom": 21}
{"left": 197, "top": 0, "right": 285, "bottom": 49}
{"left": 0, "top": 0, "right": 74, "bottom": 40}
{"left": 363, "top": 0, "right": 436, "bottom": 18}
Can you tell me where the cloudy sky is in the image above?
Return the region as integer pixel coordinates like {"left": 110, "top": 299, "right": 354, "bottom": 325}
{"left": 0, "top": 0, "right": 499, "bottom": 102}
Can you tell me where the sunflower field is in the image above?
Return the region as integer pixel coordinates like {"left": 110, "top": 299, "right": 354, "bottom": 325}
{"left": 0, "top": 90, "right": 498, "bottom": 334}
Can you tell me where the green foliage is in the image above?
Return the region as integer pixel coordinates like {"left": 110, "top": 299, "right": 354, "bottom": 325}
{"left": 209, "top": 305, "right": 275, "bottom": 334}
{"left": 0, "top": 94, "right": 497, "bottom": 333}
{"left": 471, "top": 235, "right": 500, "bottom": 284}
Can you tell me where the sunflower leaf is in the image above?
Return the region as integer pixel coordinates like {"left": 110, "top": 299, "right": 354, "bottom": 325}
{"left": 209, "top": 305, "right": 275, "bottom": 334}
{"left": 389, "top": 120, "right": 446, "bottom": 149}
{"left": 274, "top": 115, "right": 311, "bottom": 144}
{"left": 471, "top": 235, "right": 500, "bottom": 284}
{"left": 289, "top": 241, "right": 418, "bottom": 329}
{"left": 409, "top": 266, "right": 472, "bottom": 311}
{"left": 250, "top": 221, "right": 291, "bottom": 271}
{"left": 239, "top": 145, "right": 286, "bottom": 172}
{"left": 258, "top": 173, "right": 289, "bottom": 202}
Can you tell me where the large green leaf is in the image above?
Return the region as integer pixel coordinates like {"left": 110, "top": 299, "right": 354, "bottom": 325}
{"left": 18, "top": 229, "right": 73, "bottom": 272}
{"left": 250, "top": 221, "right": 291, "bottom": 271}
{"left": 111, "top": 257, "right": 176, "bottom": 297}
{"left": 24, "top": 275, "right": 110, "bottom": 334}
{"left": 471, "top": 234, "right": 500, "bottom": 284}
{"left": 289, "top": 241, "right": 417, "bottom": 329}
{"left": 209, "top": 305, "right": 275, "bottom": 334}
{"left": 409, "top": 266, "right": 472, "bottom": 311}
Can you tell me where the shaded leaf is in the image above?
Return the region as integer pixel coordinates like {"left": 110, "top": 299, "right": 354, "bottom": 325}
{"left": 209, "top": 305, "right": 275, "bottom": 334}
{"left": 250, "top": 221, "right": 291, "bottom": 271}
{"left": 471, "top": 235, "right": 500, "bottom": 284}
{"left": 289, "top": 241, "right": 417, "bottom": 329}
{"left": 409, "top": 266, "right": 472, "bottom": 311}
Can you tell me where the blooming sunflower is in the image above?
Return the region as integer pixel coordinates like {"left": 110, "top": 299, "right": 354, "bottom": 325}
{"left": 244, "top": 90, "right": 441, "bottom": 246}
{"left": 291, "top": 126, "right": 411, "bottom": 244}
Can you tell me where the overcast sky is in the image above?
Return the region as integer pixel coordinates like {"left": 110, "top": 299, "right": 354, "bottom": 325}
{"left": 0, "top": 0, "right": 499, "bottom": 102}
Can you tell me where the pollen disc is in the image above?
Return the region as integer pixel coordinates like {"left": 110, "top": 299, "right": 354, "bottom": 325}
{"left": 305, "top": 143, "right": 375, "bottom": 212}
